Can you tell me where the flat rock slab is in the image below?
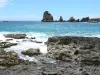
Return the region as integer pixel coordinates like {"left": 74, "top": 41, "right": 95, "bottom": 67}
{"left": 4, "top": 34, "right": 26, "bottom": 39}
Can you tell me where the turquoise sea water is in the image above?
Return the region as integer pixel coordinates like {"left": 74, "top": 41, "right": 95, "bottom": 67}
{"left": 0, "top": 21, "right": 100, "bottom": 38}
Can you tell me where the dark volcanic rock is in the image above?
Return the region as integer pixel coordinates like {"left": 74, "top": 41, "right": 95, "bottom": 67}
{"left": 21, "top": 48, "right": 40, "bottom": 56}
{"left": 41, "top": 11, "right": 54, "bottom": 22}
{"left": 4, "top": 34, "right": 26, "bottom": 39}
{"left": 47, "top": 36, "right": 100, "bottom": 65}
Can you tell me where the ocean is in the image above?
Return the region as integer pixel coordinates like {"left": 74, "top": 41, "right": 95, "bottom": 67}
{"left": 0, "top": 21, "right": 100, "bottom": 61}
{"left": 0, "top": 21, "right": 100, "bottom": 38}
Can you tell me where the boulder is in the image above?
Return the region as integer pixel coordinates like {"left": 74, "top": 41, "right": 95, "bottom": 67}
{"left": 21, "top": 48, "right": 40, "bottom": 56}
{"left": 41, "top": 11, "right": 54, "bottom": 22}
{"left": 0, "top": 42, "right": 17, "bottom": 48}
{"left": 4, "top": 34, "right": 26, "bottom": 39}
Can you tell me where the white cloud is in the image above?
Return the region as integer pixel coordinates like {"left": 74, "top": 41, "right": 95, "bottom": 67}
{"left": 0, "top": 0, "right": 8, "bottom": 7}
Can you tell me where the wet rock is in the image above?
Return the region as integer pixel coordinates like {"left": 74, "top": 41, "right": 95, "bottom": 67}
{"left": 21, "top": 48, "right": 40, "bottom": 56}
{"left": 41, "top": 11, "right": 54, "bottom": 22}
{"left": 31, "top": 37, "right": 36, "bottom": 39}
{"left": 0, "top": 42, "right": 17, "bottom": 48}
{"left": 4, "top": 34, "right": 26, "bottom": 39}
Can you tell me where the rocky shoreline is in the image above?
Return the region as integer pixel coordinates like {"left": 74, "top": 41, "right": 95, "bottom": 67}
{"left": 0, "top": 35, "right": 100, "bottom": 75}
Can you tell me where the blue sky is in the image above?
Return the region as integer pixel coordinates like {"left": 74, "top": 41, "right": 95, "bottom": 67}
{"left": 0, "top": 0, "right": 100, "bottom": 21}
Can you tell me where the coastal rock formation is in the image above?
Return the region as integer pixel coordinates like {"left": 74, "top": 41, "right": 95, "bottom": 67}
{"left": 58, "top": 16, "right": 64, "bottom": 22}
{"left": 81, "top": 17, "right": 90, "bottom": 22}
{"left": 1, "top": 36, "right": 100, "bottom": 75}
{"left": 4, "top": 34, "right": 26, "bottom": 39}
{"left": 0, "top": 48, "right": 30, "bottom": 69}
{"left": 0, "top": 42, "right": 17, "bottom": 48}
{"left": 47, "top": 36, "right": 100, "bottom": 65}
{"left": 68, "top": 17, "right": 76, "bottom": 22}
{"left": 76, "top": 19, "right": 80, "bottom": 22}
{"left": 41, "top": 11, "right": 54, "bottom": 22}
{"left": 21, "top": 48, "right": 40, "bottom": 56}
{"left": 89, "top": 18, "right": 100, "bottom": 23}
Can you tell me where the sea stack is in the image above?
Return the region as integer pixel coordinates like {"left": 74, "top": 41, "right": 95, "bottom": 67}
{"left": 59, "top": 16, "right": 64, "bottom": 22}
{"left": 68, "top": 17, "right": 76, "bottom": 22}
{"left": 80, "top": 17, "right": 90, "bottom": 22}
{"left": 41, "top": 11, "right": 54, "bottom": 22}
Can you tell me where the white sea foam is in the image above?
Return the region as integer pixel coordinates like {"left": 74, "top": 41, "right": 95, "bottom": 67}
{"left": 0, "top": 32, "right": 48, "bottom": 61}
{"left": 5, "top": 37, "right": 47, "bottom": 61}
{"left": 0, "top": 31, "right": 100, "bottom": 61}
{"left": 0, "top": 34, "right": 6, "bottom": 41}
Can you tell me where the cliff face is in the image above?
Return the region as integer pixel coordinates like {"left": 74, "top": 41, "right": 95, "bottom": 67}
{"left": 41, "top": 11, "right": 54, "bottom": 22}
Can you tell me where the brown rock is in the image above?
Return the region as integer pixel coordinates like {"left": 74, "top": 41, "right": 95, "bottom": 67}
{"left": 41, "top": 11, "right": 54, "bottom": 22}
{"left": 4, "top": 34, "right": 26, "bottom": 39}
{"left": 21, "top": 48, "right": 40, "bottom": 56}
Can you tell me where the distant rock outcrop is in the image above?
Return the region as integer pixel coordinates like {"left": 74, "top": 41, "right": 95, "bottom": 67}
{"left": 41, "top": 11, "right": 54, "bottom": 22}
{"left": 68, "top": 17, "right": 76, "bottom": 22}
{"left": 58, "top": 16, "right": 64, "bottom": 22}
{"left": 80, "top": 17, "right": 90, "bottom": 22}
{"left": 76, "top": 19, "right": 80, "bottom": 22}
{"left": 89, "top": 18, "right": 100, "bottom": 23}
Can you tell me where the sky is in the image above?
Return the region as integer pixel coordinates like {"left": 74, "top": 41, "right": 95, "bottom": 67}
{"left": 0, "top": 0, "right": 100, "bottom": 21}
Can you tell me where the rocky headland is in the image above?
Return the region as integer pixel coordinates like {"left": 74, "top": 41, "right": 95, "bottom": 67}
{"left": 0, "top": 34, "right": 100, "bottom": 75}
